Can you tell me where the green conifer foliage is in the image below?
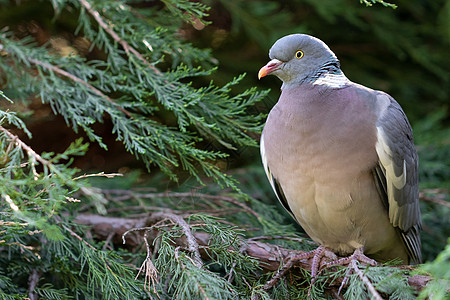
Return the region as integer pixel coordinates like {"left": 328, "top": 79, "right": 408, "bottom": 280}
{"left": 0, "top": 0, "right": 448, "bottom": 299}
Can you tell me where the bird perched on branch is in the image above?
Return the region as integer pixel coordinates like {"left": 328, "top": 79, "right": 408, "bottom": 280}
{"left": 258, "top": 34, "right": 422, "bottom": 272}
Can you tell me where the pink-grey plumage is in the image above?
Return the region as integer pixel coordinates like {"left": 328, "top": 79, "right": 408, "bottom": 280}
{"left": 259, "top": 34, "right": 421, "bottom": 264}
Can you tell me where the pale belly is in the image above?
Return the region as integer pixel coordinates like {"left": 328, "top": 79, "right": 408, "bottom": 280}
{"left": 262, "top": 97, "right": 407, "bottom": 260}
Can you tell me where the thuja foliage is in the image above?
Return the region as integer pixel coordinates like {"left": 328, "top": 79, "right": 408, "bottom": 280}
{"left": 418, "top": 241, "right": 450, "bottom": 300}
{"left": 0, "top": 0, "right": 268, "bottom": 187}
{"left": 0, "top": 0, "right": 449, "bottom": 299}
{"left": 0, "top": 0, "right": 266, "bottom": 298}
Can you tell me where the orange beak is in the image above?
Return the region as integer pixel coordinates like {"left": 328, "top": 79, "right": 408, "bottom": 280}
{"left": 258, "top": 59, "right": 283, "bottom": 79}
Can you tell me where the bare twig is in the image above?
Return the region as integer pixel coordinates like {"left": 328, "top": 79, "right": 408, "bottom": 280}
{"left": 148, "top": 212, "right": 203, "bottom": 268}
{"left": 226, "top": 262, "right": 237, "bottom": 284}
{"left": 331, "top": 289, "right": 345, "bottom": 300}
{"left": 420, "top": 190, "right": 450, "bottom": 208}
{"left": 338, "top": 268, "right": 351, "bottom": 295}
{"left": 259, "top": 249, "right": 318, "bottom": 295}
{"left": 73, "top": 172, "right": 123, "bottom": 181}
{"left": 106, "top": 205, "right": 243, "bottom": 217}
{"left": 77, "top": 214, "right": 146, "bottom": 231}
{"left": 102, "top": 231, "right": 115, "bottom": 251}
{"left": 28, "top": 269, "right": 41, "bottom": 300}
{"left": 6, "top": 241, "right": 35, "bottom": 251}
{"left": 122, "top": 218, "right": 170, "bottom": 244}
{"left": 135, "top": 230, "right": 159, "bottom": 296}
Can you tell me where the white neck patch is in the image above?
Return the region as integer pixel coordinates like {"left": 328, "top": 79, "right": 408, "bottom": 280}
{"left": 313, "top": 72, "right": 349, "bottom": 88}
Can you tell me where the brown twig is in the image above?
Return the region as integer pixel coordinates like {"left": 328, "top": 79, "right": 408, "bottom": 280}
{"left": 106, "top": 205, "right": 243, "bottom": 218}
{"left": 77, "top": 213, "right": 146, "bottom": 231}
{"left": 226, "top": 262, "right": 237, "bottom": 284}
{"left": 257, "top": 248, "right": 321, "bottom": 297}
{"left": 28, "top": 269, "right": 41, "bottom": 300}
{"left": 135, "top": 230, "right": 159, "bottom": 296}
{"left": 102, "top": 231, "right": 115, "bottom": 251}
{"left": 148, "top": 212, "right": 203, "bottom": 268}
{"left": 420, "top": 190, "right": 450, "bottom": 208}
{"left": 73, "top": 172, "right": 124, "bottom": 181}
{"left": 0, "top": 124, "right": 54, "bottom": 179}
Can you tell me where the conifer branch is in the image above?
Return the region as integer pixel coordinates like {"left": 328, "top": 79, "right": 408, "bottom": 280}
{"left": 27, "top": 57, "right": 104, "bottom": 99}
{"left": 0, "top": 42, "right": 132, "bottom": 117}
{"left": 0, "top": 124, "right": 54, "bottom": 178}
{"left": 63, "top": 224, "right": 97, "bottom": 250}
{"left": 62, "top": 223, "right": 128, "bottom": 285}
{"left": 26, "top": 56, "right": 132, "bottom": 117}
{"left": 76, "top": 212, "right": 433, "bottom": 296}
{"left": 174, "top": 246, "right": 210, "bottom": 299}
{"left": 77, "top": 0, "right": 160, "bottom": 74}
{"left": 0, "top": 125, "right": 47, "bottom": 167}
{"left": 351, "top": 260, "right": 383, "bottom": 300}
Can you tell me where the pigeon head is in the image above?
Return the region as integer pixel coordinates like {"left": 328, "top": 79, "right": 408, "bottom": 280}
{"left": 259, "top": 34, "right": 341, "bottom": 86}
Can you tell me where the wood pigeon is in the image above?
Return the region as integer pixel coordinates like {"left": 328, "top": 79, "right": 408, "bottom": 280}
{"left": 258, "top": 34, "right": 422, "bottom": 266}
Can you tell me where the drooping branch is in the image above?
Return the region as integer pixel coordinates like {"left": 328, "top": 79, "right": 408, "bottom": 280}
{"left": 28, "top": 57, "right": 108, "bottom": 100}
{"left": 27, "top": 57, "right": 132, "bottom": 117}
{"left": 0, "top": 42, "right": 132, "bottom": 117}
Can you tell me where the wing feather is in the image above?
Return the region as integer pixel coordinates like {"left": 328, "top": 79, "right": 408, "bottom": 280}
{"left": 374, "top": 94, "right": 422, "bottom": 264}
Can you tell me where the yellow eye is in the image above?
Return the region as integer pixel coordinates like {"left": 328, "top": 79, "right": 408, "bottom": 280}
{"left": 295, "top": 50, "right": 304, "bottom": 59}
